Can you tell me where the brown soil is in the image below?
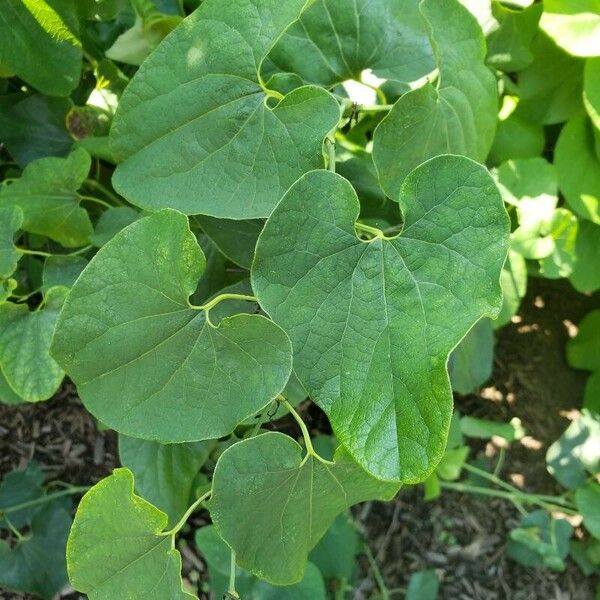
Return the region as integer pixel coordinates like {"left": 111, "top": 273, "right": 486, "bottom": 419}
{"left": 0, "top": 276, "right": 598, "bottom": 599}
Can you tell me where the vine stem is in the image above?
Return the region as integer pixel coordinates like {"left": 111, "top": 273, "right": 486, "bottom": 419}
{"left": 190, "top": 293, "right": 257, "bottom": 325}
{"left": 228, "top": 550, "right": 239, "bottom": 598}
{"left": 161, "top": 490, "right": 211, "bottom": 537}
{"left": 326, "top": 137, "right": 336, "bottom": 173}
{"left": 0, "top": 486, "right": 90, "bottom": 516}
{"left": 355, "top": 222, "right": 385, "bottom": 240}
{"left": 357, "top": 103, "right": 394, "bottom": 112}
{"left": 84, "top": 179, "right": 123, "bottom": 205}
{"left": 282, "top": 399, "right": 316, "bottom": 456}
{"left": 364, "top": 544, "right": 390, "bottom": 600}
{"left": 79, "top": 194, "right": 112, "bottom": 209}
{"left": 16, "top": 246, "right": 93, "bottom": 259}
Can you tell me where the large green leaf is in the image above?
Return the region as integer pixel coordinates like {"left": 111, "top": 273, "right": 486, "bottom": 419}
{"left": 52, "top": 209, "right": 292, "bottom": 442}
{"left": 266, "top": 0, "right": 434, "bottom": 88}
{"left": 584, "top": 57, "right": 600, "bottom": 129}
{"left": 568, "top": 309, "right": 600, "bottom": 372}
{"left": 0, "top": 149, "right": 93, "bottom": 247}
{"left": 110, "top": 0, "right": 341, "bottom": 219}
{"left": 0, "top": 287, "right": 65, "bottom": 402}
{"left": 0, "top": 501, "right": 71, "bottom": 600}
{"left": 576, "top": 482, "right": 600, "bottom": 538}
{"left": 540, "top": 0, "right": 600, "bottom": 58}
{"left": 372, "top": 0, "right": 497, "bottom": 199}
{"left": 0, "top": 206, "right": 23, "bottom": 279}
{"left": 119, "top": 435, "right": 211, "bottom": 525}
{"left": 210, "top": 432, "right": 399, "bottom": 585}
{"left": 555, "top": 114, "right": 600, "bottom": 224}
{"left": 67, "top": 468, "right": 195, "bottom": 599}
{"left": 570, "top": 220, "right": 600, "bottom": 293}
{"left": 0, "top": 0, "right": 82, "bottom": 96}
{"left": 252, "top": 158, "right": 509, "bottom": 482}
{"left": 0, "top": 370, "right": 24, "bottom": 405}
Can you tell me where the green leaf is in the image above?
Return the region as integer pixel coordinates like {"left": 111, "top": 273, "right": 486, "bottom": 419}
{"left": 91, "top": 206, "right": 140, "bottom": 247}
{"left": 0, "top": 463, "right": 45, "bottom": 530}
{"left": 487, "top": 1, "right": 543, "bottom": 72}
{"left": 0, "top": 206, "right": 23, "bottom": 279}
{"left": 584, "top": 57, "right": 600, "bottom": 129}
{"left": 406, "top": 569, "right": 439, "bottom": 600}
{"left": 507, "top": 510, "right": 573, "bottom": 571}
{"left": 253, "top": 563, "right": 326, "bottom": 600}
{"left": 195, "top": 216, "right": 263, "bottom": 270}
{"left": 0, "top": 0, "right": 82, "bottom": 96}
{"left": 570, "top": 220, "right": 600, "bottom": 293}
{"left": 0, "top": 370, "right": 24, "bottom": 405}
{"left": 516, "top": 32, "right": 584, "bottom": 125}
{"left": 372, "top": 0, "right": 497, "bottom": 199}
{"left": 0, "top": 149, "right": 93, "bottom": 247}
{"left": 555, "top": 114, "right": 600, "bottom": 224}
{"left": 436, "top": 446, "right": 469, "bottom": 480}
{"left": 577, "top": 482, "right": 600, "bottom": 538}
{"left": 568, "top": 309, "right": 600, "bottom": 372}
{"left": 584, "top": 371, "right": 600, "bottom": 414}
{"left": 119, "top": 435, "right": 211, "bottom": 525}
{"left": 52, "top": 209, "right": 292, "bottom": 442}
{"left": 0, "top": 500, "right": 71, "bottom": 600}
{"left": 487, "top": 109, "right": 545, "bottom": 166}
{"left": 252, "top": 158, "right": 509, "bottom": 482}
{"left": 309, "top": 513, "right": 360, "bottom": 582}
{"left": 546, "top": 410, "right": 600, "bottom": 489}
{"left": 266, "top": 0, "right": 434, "bottom": 87}
{"left": 460, "top": 415, "right": 524, "bottom": 442}
{"left": 0, "top": 288, "right": 66, "bottom": 402}
{"left": 42, "top": 255, "right": 88, "bottom": 293}
{"left": 210, "top": 432, "right": 399, "bottom": 584}
{"left": 538, "top": 208, "right": 579, "bottom": 279}
{"left": 540, "top": 0, "right": 600, "bottom": 58}
{"left": 449, "top": 318, "right": 494, "bottom": 395}
{"left": 67, "top": 468, "right": 195, "bottom": 599}
{"left": 493, "top": 250, "right": 526, "bottom": 329}
{"left": 110, "top": 0, "right": 341, "bottom": 219}
{"left": 0, "top": 94, "right": 73, "bottom": 167}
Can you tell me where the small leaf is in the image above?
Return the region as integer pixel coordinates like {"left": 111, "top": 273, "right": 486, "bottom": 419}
{"left": 210, "top": 432, "right": 399, "bottom": 585}
{"left": 372, "top": 0, "right": 497, "bottom": 198}
{"left": 67, "top": 468, "right": 195, "bottom": 599}
{"left": 0, "top": 0, "right": 82, "bottom": 96}
{"left": 252, "top": 158, "right": 509, "bottom": 481}
{"left": 52, "top": 209, "right": 292, "bottom": 442}
{"left": 0, "top": 500, "right": 71, "bottom": 600}
{"left": 266, "top": 0, "right": 434, "bottom": 87}
{"left": 0, "top": 206, "right": 23, "bottom": 279}
{"left": 406, "top": 569, "right": 439, "bottom": 600}
{"left": 568, "top": 309, "right": 600, "bottom": 372}
{"left": 460, "top": 416, "right": 524, "bottom": 442}
{"left": 0, "top": 463, "right": 45, "bottom": 530}
{"left": 0, "top": 149, "right": 93, "bottom": 247}
{"left": 576, "top": 482, "right": 600, "bottom": 538}
{"left": 111, "top": 0, "right": 341, "bottom": 219}
{"left": 119, "top": 435, "right": 212, "bottom": 525}
{"left": 436, "top": 446, "right": 469, "bottom": 481}
{"left": 0, "top": 288, "right": 66, "bottom": 402}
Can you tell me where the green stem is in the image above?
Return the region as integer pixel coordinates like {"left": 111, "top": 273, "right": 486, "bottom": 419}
{"left": 162, "top": 490, "right": 211, "bottom": 537}
{"left": 79, "top": 194, "right": 112, "bottom": 209}
{"left": 16, "top": 248, "right": 52, "bottom": 258}
{"left": 355, "top": 222, "right": 385, "bottom": 240}
{"left": 228, "top": 550, "right": 239, "bottom": 598}
{"left": 1, "top": 486, "right": 90, "bottom": 516}
{"left": 191, "top": 293, "right": 257, "bottom": 323}
{"left": 357, "top": 103, "right": 394, "bottom": 113}
{"left": 364, "top": 544, "right": 389, "bottom": 600}
{"left": 326, "top": 137, "right": 336, "bottom": 173}
{"left": 283, "top": 400, "right": 316, "bottom": 456}
{"left": 84, "top": 179, "right": 122, "bottom": 204}
{"left": 4, "top": 515, "right": 25, "bottom": 541}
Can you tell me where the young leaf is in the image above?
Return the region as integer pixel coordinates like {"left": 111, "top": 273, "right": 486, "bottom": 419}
{"left": 555, "top": 114, "right": 600, "bottom": 224}
{"left": 0, "top": 501, "right": 71, "bottom": 600}
{"left": 576, "top": 482, "right": 600, "bottom": 538}
{"left": 110, "top": 0, "right": 341, "bottom": 219}
{"left": 67, "top": 468, "right": 195, "bottom": 599}
{"left": 0, "top": 287, "right": 66, "bottom": 402}
{"left": 119, "top": 435, "right": 212, "bottom": 526}
{"left": 210, "top": 432, "right": 399, "bottom": 585}
{"left": 0, "top": 0, "right": 82, "bottom": 96}
{"left": 51, "top": 209, "right": 292, "bottom": 442}
{"left": 266, "top": 0, "right": 434, "bottom": 87}
{"left": 372, "top": 0, "right": 497, "bottom": 199}
{"left": 252, "top": 158, "right": 509, "bottom": 482}
{"left": 0, "top": 149, "right": 93, "bottom": 247}
{"left": 0, "top": 206, "right": 23, "bottom": 279}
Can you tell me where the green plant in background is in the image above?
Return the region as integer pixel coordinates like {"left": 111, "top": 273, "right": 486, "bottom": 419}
{"left": 0, "top": 0, "right": 599, "bottom": 598}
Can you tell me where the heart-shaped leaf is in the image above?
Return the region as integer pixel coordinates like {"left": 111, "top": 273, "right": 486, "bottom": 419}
{"left": 210, "top": 432, "right": 399, "bottom": 585}
{"left": 372, "top": 0, "right": 497, "bottom": 199}
{"left": 52, "top": 209, "right": 292, "bottom": 442}
{"left": 0, "top": 148, "right": 93, "bottom": 247}
{"left": 252, "top": 157, "right": 509, "bottom": 481}
{"left": 67, "top": 468, "right": 195, "bottom": 599}
{"left": 0, "top": 287, "right": 66, "bottom": 402}
{"left": 0, "top": 206, "right": 23, "bottom": 279}
{"left": 266, "top": 0, "right": 434, "bottom": 88}
{"left": 110, "top": 0, "right": 341, "bottom": 219}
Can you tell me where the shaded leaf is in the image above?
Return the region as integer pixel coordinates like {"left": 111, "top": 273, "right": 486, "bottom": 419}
{"left": 42, "top": 255, "right": 88, "bottom": 293}
{"left": 576, "top": 482, "right": 600, "bottom": 538}
{"left": 92, "top": 206, "right": 140, "bottom": 247}
{"left": 570, "top": 221, "right": 600, "bottom": 293}
{"left": 0, "top": 463, "right": 44, "bottom": 530}
{"left": 406, "top": 569, "right": 439, "bottom": 600}
{"left": 568, "top": 310, "right": 600, "bottom": 372}
{"left": 0, "top": 206, "right": 23, "bottom": 279}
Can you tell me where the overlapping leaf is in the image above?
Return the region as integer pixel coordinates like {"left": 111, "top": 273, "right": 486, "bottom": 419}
{"left": 52, "top": 209, "right": 292, "bottom": 442}
{"left": 67, "top": 468, "right": 195, "bottom": 599}
{"left": 252, "top": 157, "right": 509, "bottom": 482}
{"left": 0, "top": 206, "right": 23, "bottom": 279}
{"left": 372, "top": 0, "right": 497, "bottom": 199}
{"left": 0, "top": 0, "right": 82, "bottom": 96}
{"left": 266, "top": 0, "right": 434, "bottom": 88}
{"left": 584, "top": 57, "right": 600, "bottom": 129}
{"left": 110, "top": 0, "right": 341, "bottom": 219}
{"left": 210, "top": 432, "right": 399, "bottom": 584}
{"left": 0, "top": 149, "right": 93, "bottom": 247}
